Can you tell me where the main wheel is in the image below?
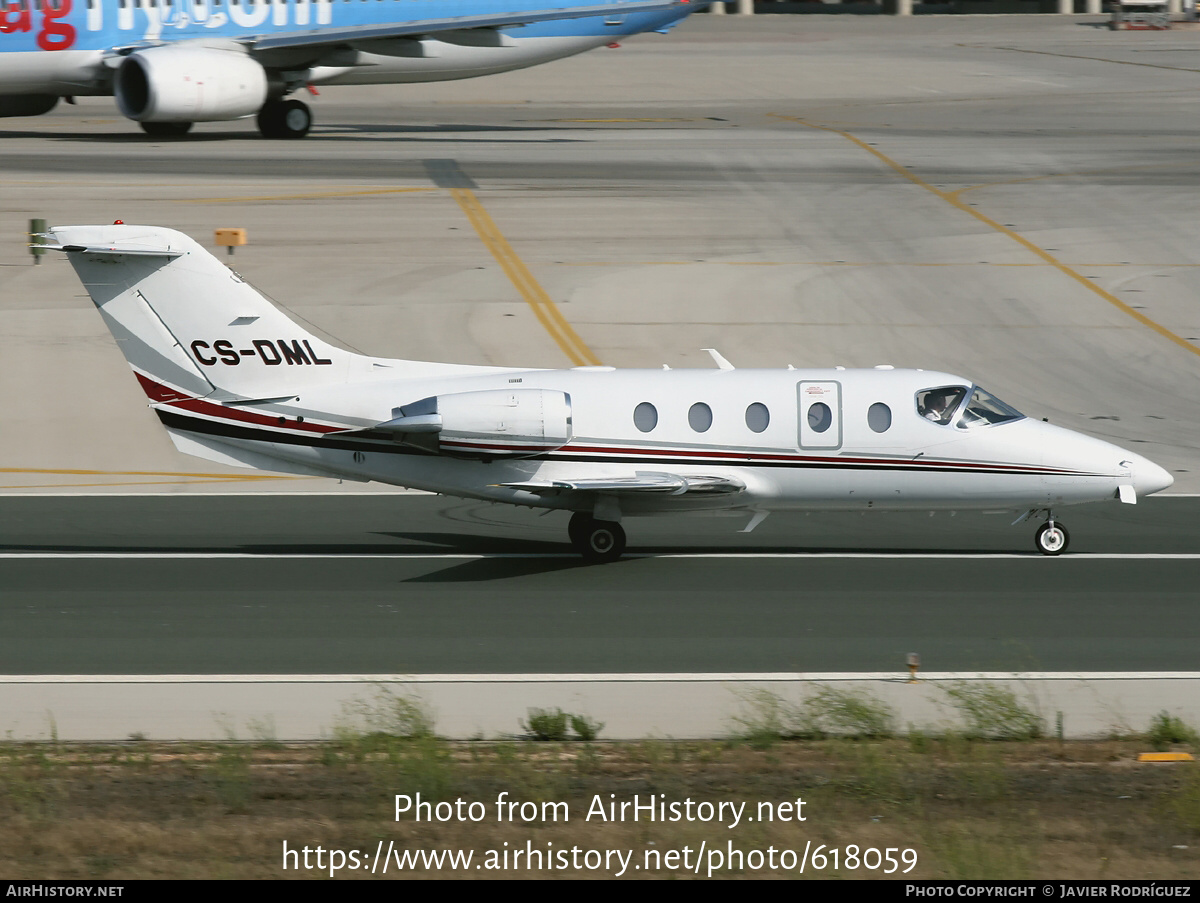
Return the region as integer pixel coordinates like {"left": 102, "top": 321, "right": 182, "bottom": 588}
{"left": 568, "top": 512, "right": 592, "bottom": 547}
{"left": 257, "top": 99, "right": 311, "bottom": 140}
{"left": 570, "top": 516, "right": 626, "bottom": 563}
{"left": 1035, "top": 521, "right": 1069, "bottom": 556}
{"left": 140, "top": 121, "right": 192, "bottom": 138}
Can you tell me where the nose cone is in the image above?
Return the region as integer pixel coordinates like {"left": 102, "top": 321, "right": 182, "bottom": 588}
{"left": 1129, "top": 455, "right": 1173, "bottom": 498}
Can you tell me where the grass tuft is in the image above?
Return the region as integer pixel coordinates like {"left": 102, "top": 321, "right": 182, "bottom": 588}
{"left": 522, "top": 708, "right": 570, "bottom": 741}
{"left": 1146, "top": 711, "right": 1199, "bottom": 751}
{"left": 940, "top": 681, "right": 1044, "bottom": 741}
{"left": 730, "top": 686, "right": 896, "bottom": 746}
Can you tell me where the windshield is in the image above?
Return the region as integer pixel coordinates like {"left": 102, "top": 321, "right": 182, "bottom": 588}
{"left": 955, "top": 386, "right": 1024, "bottom": 429}
{"left": 916, "top": 386, "right": 968, "bottom": 425}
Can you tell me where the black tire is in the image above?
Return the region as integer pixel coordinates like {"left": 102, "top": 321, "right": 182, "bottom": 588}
{"left": 139, "top": 121, "right": 192, "bottom": 138}
{"left": 568, "top": 512, "right": 593, "bottom": 548}
{"left": 1035, "top": 522, "right": 1069, "bottom": 556}
{"left": 257, "top": 99, "right": 311, "bottom": 140}
{"left": 579, "top": 520, "right": 626, "bottom": 564}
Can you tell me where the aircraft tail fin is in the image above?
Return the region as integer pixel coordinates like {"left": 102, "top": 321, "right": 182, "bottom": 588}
{"left": 50, "top": 224, "right": 358, "bottom": 402}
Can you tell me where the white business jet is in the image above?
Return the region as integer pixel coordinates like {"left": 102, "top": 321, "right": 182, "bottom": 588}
{"left": 47, "top": 224, "right": 1173, "bottom": 561}
{"left": 0, "top": 0, "right": 699, "bottom": 138}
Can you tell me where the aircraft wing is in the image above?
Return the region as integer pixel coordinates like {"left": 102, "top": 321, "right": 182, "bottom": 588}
{"left": 501, "top": 471, "right": 744, "bottom": 496}
{"left": 248, "top": 1, "right": 697, "bottom": 53}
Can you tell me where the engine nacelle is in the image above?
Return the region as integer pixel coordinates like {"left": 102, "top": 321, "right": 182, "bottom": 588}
{"left": 382, "top": 388, "right": 573, "bottom": 457}
{"left": 115, "top": 45, "right": 268, "bottom": 123}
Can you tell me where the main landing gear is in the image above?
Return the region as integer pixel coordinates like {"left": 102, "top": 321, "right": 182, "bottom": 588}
{"left": 1034, "top": 516, "right": 1069, "bottom": 556}
{"left": 568, "top": 512, "right": 626, "bottom": 563}
{"left": 135, "top": 98, "right": 312, "bottom": 140}
{"left": 257, "top": 99, "right": 312, "bottom": 140}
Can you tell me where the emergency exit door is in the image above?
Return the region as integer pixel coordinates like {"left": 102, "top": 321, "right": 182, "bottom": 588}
{"left": 797, "top": 381, "right": 842, "bottom": 450}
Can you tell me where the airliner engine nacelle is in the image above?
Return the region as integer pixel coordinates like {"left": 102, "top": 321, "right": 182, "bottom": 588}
{"left": 0, "top": 95, "right": 58, "bottom": 118}
{"left": 114, "top": 46, "right": 269, "bottom": 123}
{"left": 380, "top": 388, "right": 573, "bottom": 457}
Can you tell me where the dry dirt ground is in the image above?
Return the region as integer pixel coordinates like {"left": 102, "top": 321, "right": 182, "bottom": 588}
{"left": 1, "top": 737, "right": 1198, "bottom": 879}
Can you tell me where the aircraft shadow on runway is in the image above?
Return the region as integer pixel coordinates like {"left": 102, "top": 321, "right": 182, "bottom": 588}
{"left": 0, "top": 123, "right": 589, "bottom": 144}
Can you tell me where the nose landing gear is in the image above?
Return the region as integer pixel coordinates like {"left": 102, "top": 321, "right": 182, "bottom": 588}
{"left": 1035, "top": 516, "right": 1069, "bottom": 555}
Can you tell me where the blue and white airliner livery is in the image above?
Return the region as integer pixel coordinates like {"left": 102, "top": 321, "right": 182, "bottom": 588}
{"left": 48, "top": 224, "right": 1173, "bottom": 560}
{"left": 0, "top": 0, "right": 700, "bottom": 137}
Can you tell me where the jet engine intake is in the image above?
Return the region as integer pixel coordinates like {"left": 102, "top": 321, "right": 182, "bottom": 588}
{"left": 379, "top": 388, "right": 573, "bottom": 457}
{"left": 115, "top": 45, "right": 268, "bottom": 123}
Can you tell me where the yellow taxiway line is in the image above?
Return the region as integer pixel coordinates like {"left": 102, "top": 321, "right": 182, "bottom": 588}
{"left": 0, "top": 468, "right": 299, "bottom": 490}
{"left": 447, "top": 186, "right": 602, "bottom": 367}
{"left": 770, "top": 114, "right": 1200, "bottom": 360}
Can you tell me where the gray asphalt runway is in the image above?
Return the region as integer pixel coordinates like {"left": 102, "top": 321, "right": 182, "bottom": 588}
{"left": 2, "top": 494, "right": 1196, "bottom": 675}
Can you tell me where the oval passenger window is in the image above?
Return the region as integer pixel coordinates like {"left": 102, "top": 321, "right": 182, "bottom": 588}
{"left": 633, "top": 402, "right": 658, "bottom": 433}
{"left": 867, "top": 402, "right": 892, "bottom": 433}
{"left": 745, "top": 402, "right": 770, "bottom": 433}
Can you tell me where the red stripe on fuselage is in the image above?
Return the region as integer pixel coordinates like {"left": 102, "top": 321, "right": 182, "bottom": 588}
{"left": 134, "top": 371, "right": 343, "bottom": 435}
{"left": 440, "top": 439, "right": 1074, "bottom": 476}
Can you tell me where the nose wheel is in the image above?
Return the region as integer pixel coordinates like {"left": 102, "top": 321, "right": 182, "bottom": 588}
{"left": 1035, "top": 519, "right": 1069, "bottom": 555}
{"left": 568, "top": 512, "right": 626, "bottom": 563}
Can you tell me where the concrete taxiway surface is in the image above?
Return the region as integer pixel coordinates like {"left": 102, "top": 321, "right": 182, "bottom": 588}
{"left": 1, "top": 15, "right": 1199, "bottom": 493}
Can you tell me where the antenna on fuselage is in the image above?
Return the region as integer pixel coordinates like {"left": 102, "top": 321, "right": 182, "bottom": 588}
{"left": 702, "top": 348, "right": 734, "bottom": 370}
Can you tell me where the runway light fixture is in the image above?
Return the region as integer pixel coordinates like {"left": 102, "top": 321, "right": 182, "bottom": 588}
{"left": 28, "top": 218, "right": 47, "bottom": 265}
{"left": 215, "top": 227, "right": 248, "bottom": 257}
{"left": 906, "top": 652, "right": 920, "bottom": 683}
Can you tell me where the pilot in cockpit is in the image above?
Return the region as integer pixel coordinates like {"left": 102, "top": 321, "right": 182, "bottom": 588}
{"left": 921, "top": 393, "right": 952, "bottom": 424}
{"left": 918, "top": 387, "right": 965, "bottom": 425}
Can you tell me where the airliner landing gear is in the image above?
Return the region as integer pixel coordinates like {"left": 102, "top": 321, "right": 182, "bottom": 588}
{"left": 568, "top": 512, "right": 626, "bottom": 563}
{"left": 1035, "top": 518, "right": 1069, "bottom": 556}
{"left": 257, "top": 99, "right": 311, "bottom": 139}
{"left": 140, "top": 121, "right": 192, "bottom": 137}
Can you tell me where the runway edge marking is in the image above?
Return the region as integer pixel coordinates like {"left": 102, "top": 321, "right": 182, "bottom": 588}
{"left": 3, "top": 672, "right": 1199, "bottom": 684}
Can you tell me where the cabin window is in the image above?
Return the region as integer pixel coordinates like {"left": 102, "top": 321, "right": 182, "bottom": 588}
{"left": 745, "top": 402, "right": 769, "bottom": 433}
{"left": 956, "top": 386, "right": 1024, "bottom": 429}
{"left": 807, "top": 402, "right": 831, "bottom": 433}
{"left": 867, "top": 402, "right": 891, "bottom": 433}
{"left": 633, "top": 402, "right": 657, "bottom": 433}
{"left": 688, "top": 402, "right": 713, "bottom": 433}
{"left": 916, "top": 386, "right": 967, "bottom": 425}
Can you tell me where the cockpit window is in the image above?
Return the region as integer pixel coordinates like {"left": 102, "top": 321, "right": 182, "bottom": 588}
{"left": 916, "top": 386, "right": 968, "bottom": 425}
{"left": 955, "top": 386, "right": 1024, "bottom": 429}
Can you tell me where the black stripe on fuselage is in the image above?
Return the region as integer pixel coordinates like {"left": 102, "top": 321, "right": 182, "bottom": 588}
{"left": 156, "top": 409, "right": 1089, "bottom": 478}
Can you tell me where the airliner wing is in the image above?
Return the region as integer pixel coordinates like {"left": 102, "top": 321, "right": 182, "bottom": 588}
{"left": 249, "top": 1, "right": 696, "bottom": 53}
{"left": 502, "top": 471, "right": 744, "bottom": 495}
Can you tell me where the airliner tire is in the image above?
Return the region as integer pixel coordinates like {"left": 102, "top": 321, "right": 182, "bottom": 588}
{"left": 570, "top": 514, "right": 626, "bottom": 563}
{"left": 258, "top": 99, "right": 311, "bottom": 140}
{"left": 140, "top": 121, "right": 192, "bottom": 138}
{"left": 1035, "top": 522, "right": 1069, "bottom": 556}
